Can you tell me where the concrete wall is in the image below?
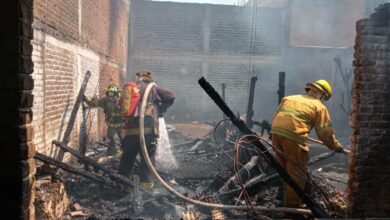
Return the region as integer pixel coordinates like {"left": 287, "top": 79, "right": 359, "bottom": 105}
{"left": 348, "top": 3, "right": 390, "bottom": 217}
{"left": 32, "top": 0, "right": 129, "bottom": 157}
{"left": 128, "top": 0, "right": 284, "bottom": 122}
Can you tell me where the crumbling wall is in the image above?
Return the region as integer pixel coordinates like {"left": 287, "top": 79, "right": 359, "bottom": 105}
{"left": 128, "top": 0, "right": 283, "bottom": 122}
{"left": 32, "top": 0, "right": 129, "bottom": 156}
{"left": 348, "top": 3, "right": 390, "bottom": 217}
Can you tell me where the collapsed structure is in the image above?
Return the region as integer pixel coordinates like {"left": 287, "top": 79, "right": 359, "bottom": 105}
{"left": 1, "top": 0, "right": 390, "bottom": 219}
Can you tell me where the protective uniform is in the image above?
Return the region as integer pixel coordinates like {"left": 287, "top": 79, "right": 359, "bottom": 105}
{"left": 270, "top": 80, "right": 343, "bottom": 208}
{"left": 84, "top": 85, "right": 123, "bottom": 154}
{"left": 119, "top": 71, "right": 175, "bottom": 188}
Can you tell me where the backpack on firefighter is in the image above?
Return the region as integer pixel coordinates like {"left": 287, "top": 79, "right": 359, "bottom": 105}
{"left": 120, "top": 82, "right": 140, "bottom": 118}
{"left": 120, "top": 81, "right": 158, "bottom": 137}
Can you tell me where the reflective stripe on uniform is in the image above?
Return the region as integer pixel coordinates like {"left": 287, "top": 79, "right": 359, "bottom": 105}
{"left": 124, "top": 128, "right": 153, "bottom": 136}
{"left": 316, "top": 122, "right": 333, "bottom": 134}
{"left": 108, "top": 123, "right": 122, "bottom": 128}
{"left": 277, "top": 107, "right": 311, "bottom": 124}
{"left": 270, "top": 127, "right": 307, "bottom": 145}
{"left": 111, "top": 112, "right": 121, "bottom": 116}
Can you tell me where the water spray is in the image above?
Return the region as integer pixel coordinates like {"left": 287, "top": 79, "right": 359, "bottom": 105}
{"left": 156, "top": 117, "right": 178, "bottom": 170}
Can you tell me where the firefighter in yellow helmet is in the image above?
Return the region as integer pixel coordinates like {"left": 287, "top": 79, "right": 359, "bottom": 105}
{"left": 270, "top": 79, "right": 346, "bottom": 209}
{"left": 84, "top": 84, "right": 123, "bottom": 155}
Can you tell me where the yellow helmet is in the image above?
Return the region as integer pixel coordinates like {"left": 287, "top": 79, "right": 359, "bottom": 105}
{"left": 305, "top": 79, "right": 332, "bottom": 100}
{"left": 106, "top": 84, "right": 119, "bottom": 97}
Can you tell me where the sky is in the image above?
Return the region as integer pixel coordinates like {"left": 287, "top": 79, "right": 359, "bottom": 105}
{"left": 152, "top": 0, "right": 248, "bottom": 5}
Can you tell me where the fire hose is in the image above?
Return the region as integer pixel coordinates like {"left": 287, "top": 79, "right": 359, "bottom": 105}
{"left": 138, "top": 82, "right": 312, "bottom": 216}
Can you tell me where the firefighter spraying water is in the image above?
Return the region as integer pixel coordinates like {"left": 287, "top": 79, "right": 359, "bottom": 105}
{"left": 118, "top": 70, "right": 175, "bottom": 189}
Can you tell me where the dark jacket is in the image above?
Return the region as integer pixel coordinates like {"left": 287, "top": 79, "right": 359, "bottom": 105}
{"left": 123, "top": 83, "right": 175, "bottom": 136}
{"left": 140, "top": 83, "right": 175, "bottom": 127}
{"left": 84, "top": 96, "right": 122, "bottom": 126}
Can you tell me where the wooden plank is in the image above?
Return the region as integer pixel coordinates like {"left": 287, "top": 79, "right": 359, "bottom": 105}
{"left": 57, "top": 71, "right": 91, "bottom": 161}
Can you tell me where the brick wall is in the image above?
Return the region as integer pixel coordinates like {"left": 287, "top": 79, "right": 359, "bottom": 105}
{"left": 348, "top": 3, "right": 390, "bottom": 217}
{"left": 129, "top": 0, "right": 283, "bottom": 122}
{"left": 34, "top": 0, "right": 79, "bottom": 40}
{"left": 0, "top": 0, "right": 35, "bottom": 218}
{"left": 32, "top": 0, "right": 129, "bottom": 157}
{"left": 366, "top": 0, "right": 390, "bottom": 15}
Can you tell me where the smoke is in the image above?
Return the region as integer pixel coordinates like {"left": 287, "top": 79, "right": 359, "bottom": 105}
{"left": 129, "top": 0, "right": 389, "bottom": 140}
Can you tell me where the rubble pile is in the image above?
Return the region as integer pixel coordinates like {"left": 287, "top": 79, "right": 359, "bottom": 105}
{"left": 35, "top": 177, "right": 69, "bottom": 219}
{"left": 34, "top": 122, "right": 348, "bottom": 219}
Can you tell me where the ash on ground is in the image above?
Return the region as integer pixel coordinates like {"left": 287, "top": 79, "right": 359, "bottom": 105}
{"left": 35, "top": 122, "right": 348, "bottom": 219}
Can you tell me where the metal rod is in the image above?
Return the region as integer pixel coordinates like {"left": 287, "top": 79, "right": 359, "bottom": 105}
{"left": 308, "top": 137, "right": 350, "bottom": 154}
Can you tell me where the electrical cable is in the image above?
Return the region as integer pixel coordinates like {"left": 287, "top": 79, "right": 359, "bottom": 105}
{"left": 233, "top": 136, "right": 260, "bottom": 218}
{"left": 212, "top": 119, "right": 249, "bottom": 170}
{"left": 213, "top": 119, "right": 236, "bottom": 160}
{"left": 138, "top": 82, "right": 313, "bottom": 216}
{"left": 255, "top": 136, "right": 339, "bottom": 215}
{"left": 233, "top": 134, "right": 274, "bottom": 219}
{"left": 230, "top": 134, "right": 339, "bottom": 216}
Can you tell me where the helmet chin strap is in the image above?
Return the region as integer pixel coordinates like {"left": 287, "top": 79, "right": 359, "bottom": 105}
{"left": 320, "top": 93, "right": 326, "bottom": 101}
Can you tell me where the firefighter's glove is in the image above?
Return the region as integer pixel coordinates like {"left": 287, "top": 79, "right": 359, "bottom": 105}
{"left": 83, "top": 95, "right": 88, "bottom": 102}
{"left": 158, "top": 112, "right": 165, "bottom": 118}
{"left": 158, "top": 103, "right": 167, "bottom": 118}
{"left": 335, "top": 147, "right": 345, "bottom": 154}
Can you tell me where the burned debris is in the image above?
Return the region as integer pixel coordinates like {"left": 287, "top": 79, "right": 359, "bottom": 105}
{"left": 31, "top": 72, "right": 350, "bottom": 219}
{"left": 5, "top": 0, "right": 390, "bottom": 219}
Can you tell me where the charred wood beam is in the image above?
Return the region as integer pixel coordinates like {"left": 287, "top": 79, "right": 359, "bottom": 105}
{"left": 245, "top": 76, "right": 257, "bottom": 129}
{"left": 217, "top": 151, "right": 338, "bottom": 200}
{"left": 217, "top": 173, "right": 278, "bottom": 202}
{"left": 172, "top": 136, "right": 210, "bottom": 149}
{"left": 278, "top": 72, "right": 285, "bottom": 104}
{"left": 57, "top": 96, "right": 71, "bottom": 140}
{"left": 222, "top": 83, "right": 226, "bottom": 120}
{"left": 34, "top": 152, "right": 123, "bottom": 190}
{"left": 198, "top": 77, "right": 330, "bottom": 218}
{"left": 340, "top": 94, "right": 348, "bottom": 115}
{"left": 96, "top": 141, "right": 120, "bottom": 148}
{"left": 79, "top": 103, "right": 88, "bottom": 157}
{"left": 52, "top": 140, "right": 141, "bottom": 192}
{"left": 253, "top": 120, "right": 271, "bottom": 136}
{"left": 79, "top": 103, "right": 89, "bottom": 170}
{"left": 334, "top": 58, "right": 352, "bottom": 114}
{"left": 58, "top": 71, "right": 91, "bottom": 161}
{"left": 218, "top": 156, "right": 259, "bottom": 194}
